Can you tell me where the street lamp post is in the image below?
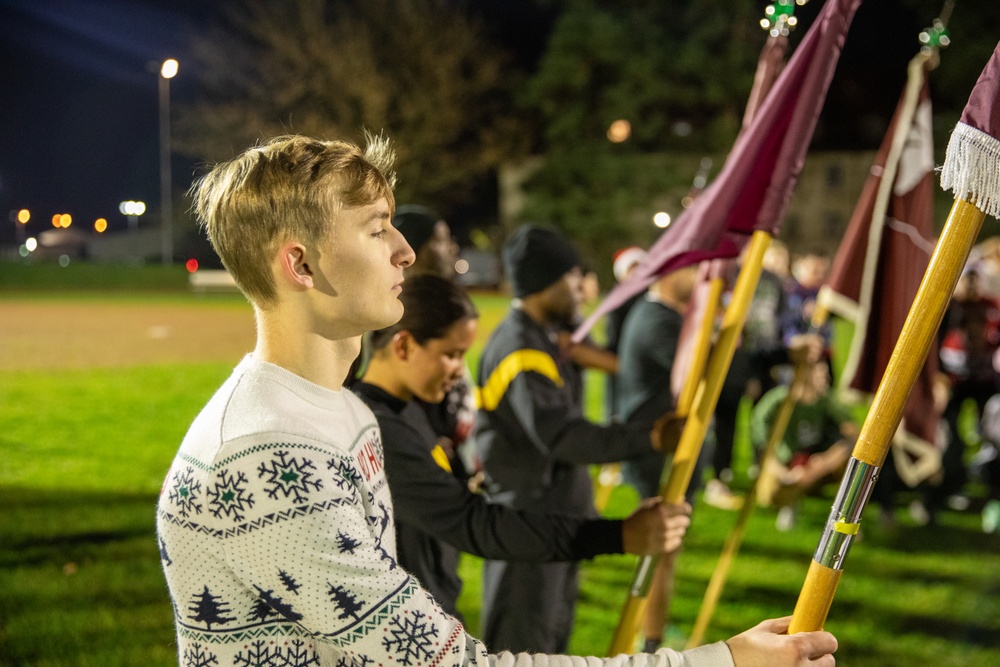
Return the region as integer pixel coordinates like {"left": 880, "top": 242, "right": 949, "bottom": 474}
{"left": 119, "top": 200, "right": 146, "bottom": 262}
{"left": 159, "top": 58, "right": 178, "bottom": 266}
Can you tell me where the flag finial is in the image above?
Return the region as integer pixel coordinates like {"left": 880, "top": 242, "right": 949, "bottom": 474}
{"left": 919, "top": 18, "right": 951, "bottom": 55}
{"left": 761, "top": 0, "right": 809, "bottom": 37}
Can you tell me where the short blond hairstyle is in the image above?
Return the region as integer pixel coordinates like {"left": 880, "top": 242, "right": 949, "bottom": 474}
{"left": 190, "top": 134, "right": 397, "bottom": 308}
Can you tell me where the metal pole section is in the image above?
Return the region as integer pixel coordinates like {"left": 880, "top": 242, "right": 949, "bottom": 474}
{"left": 159, "top": 73, "right": 173, "bottom": 266}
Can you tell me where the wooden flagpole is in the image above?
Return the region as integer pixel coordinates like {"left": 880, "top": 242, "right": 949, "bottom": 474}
{"left": 789, "top": 14, "right": 975, "bottom": 632}
{"left": 689, "top": 44, "right": 940, "bottom": 646}
{"left": 608, "top": 230, "right": 772, "bottom": 654}
{"left": 789, "top": 197, "right": 985, "bottom": 632}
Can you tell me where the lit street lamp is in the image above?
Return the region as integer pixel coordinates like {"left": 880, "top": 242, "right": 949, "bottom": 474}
{"left": 118, "top": 200, "right": 146, "bottom": 262}
{"left": 11, "top": 208, "right": 30, "bottom": 243}
{"left": 120, "top": 200, "right": 146, "bottom": 231}
{"left": 159, "top": 58, "right": 178, "bottom": 266}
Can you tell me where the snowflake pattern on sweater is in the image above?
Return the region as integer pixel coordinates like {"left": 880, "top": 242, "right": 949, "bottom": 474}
{"left": 157, "top": 356, "right": 732, "bottom": 667}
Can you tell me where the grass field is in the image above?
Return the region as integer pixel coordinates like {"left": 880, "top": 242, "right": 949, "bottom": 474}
{"left": 1, "top": 273, "right": 998, "bottom": 666}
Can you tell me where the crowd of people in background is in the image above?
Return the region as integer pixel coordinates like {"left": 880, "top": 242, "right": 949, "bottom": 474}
{"left": 372, "top": 211, "right": 1000, "bottom": 656}
{"left": 365, "top": 209, "right": 1000, "bottom": 657}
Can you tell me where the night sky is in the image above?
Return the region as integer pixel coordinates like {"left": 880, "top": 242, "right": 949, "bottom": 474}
{"left": 0, "top": 0, "right": 982, "bottom": 247}
{"left": 0, "top": 0, "right": 215, "bottom": 243}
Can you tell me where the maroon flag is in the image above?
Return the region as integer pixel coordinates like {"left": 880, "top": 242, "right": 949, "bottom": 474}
{"left": 574, "top": 0, "right": 863, "bottom": 341}
{"left": 817, "top": 55, "right": 941, "bottom": 485}
{"left": 669, "top": 32, "right": 790, "bottom": 401}
{"left": 941, "top": 41, "right": 1000, "bottom": 217}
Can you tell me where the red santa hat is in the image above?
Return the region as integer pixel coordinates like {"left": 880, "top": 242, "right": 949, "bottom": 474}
{"left": 613, "top": 246, "right": 646, "bottom": 283}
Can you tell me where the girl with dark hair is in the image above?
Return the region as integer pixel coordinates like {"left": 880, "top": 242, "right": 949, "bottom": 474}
{"left": 351, "top": 274, "right": 688, "bottom": 618}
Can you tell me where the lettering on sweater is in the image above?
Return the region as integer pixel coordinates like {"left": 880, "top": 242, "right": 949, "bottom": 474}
{"left": 355, "top": 435, "right": 384, "bottom": 482}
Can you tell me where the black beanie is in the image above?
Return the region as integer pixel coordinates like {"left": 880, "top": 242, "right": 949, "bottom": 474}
{"left": 393, "top": 205, "right": 441, "bottom": 252}
{"left": 502, "top": 224, "right": 580, "bottom": 298}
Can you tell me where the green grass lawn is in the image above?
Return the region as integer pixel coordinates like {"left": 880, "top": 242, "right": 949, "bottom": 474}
{"left": 1, "top": 288, "right": 998, "bottom": 666}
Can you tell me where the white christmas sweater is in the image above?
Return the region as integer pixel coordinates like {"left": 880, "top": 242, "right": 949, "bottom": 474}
{"left": 156, "top": 356, "right": 733, "bottom": 667}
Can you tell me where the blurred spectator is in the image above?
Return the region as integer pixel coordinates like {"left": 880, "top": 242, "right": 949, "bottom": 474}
{"left": 976, "top": 391, "right": 1000, "bottom": 533}
{"left": 391, "top": 204, "right": 478, "bottom": 479}
{"left": 615, "top": 264, "right": 700, "bottom": 651}
{"left": 605, "top": 246, "right": 648, "bottom": 419}
{"left": 707, "top": 250, "right": 791, "bottom": 510}
{"left": 932, "top": 267, "right": 1000, "bottom": 518}
{"left": 782, "top": 249, "right": 832, "bottom": 346}
{"left": 762, "top": 239, "right": 792, "bottom": 281}
{"left": 394, "top": 204, "right": 459, "bottom": 279}
{"left": 752, "top": 359, "right": 858, "bottom": 531}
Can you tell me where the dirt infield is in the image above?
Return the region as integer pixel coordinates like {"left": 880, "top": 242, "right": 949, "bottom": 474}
{"left": 0, "top": 300, "right": 256, "bottom": 371}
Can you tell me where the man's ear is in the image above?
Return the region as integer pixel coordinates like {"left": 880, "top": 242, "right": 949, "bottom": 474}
{"left": 278, "top": 242, "right": 314, "bottom": 290}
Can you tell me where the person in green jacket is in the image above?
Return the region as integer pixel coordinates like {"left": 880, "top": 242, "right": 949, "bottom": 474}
{"left": 752, "top": 359, "right": 858, "bottom": 530}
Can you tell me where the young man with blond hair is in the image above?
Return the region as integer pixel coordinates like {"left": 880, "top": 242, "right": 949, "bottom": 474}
{"left": 157, "top": 134, "right": 838, "bottom": 667}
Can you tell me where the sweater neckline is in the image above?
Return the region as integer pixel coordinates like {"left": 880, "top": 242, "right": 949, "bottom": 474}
{"left": 237, "top": 354, "right": 348, "bottom": 410}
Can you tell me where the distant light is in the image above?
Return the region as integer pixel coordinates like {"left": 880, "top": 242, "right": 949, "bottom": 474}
{"left": 26, "top": 237, "right": 37, "bottom": 251}
{"left": 454, "top": 259, "right": 470, "bottom": 275}
{"left": 94, "top": 218, "right": 108, "bottom": 233}
{"left": 672, "top": 121, "right": 692, "bottom": 137}
{"left": 17, "top": 209, "right": 30, "bottom": 224}
{"left": 681, "top": 196, "right": 695, "bottom": 209}
{"left": 18, "top": 245, "right": 28, "bottom": 257}
{"left": 607, "top": 119, "right": 632, "bottom": 143}
{"left": 185, "top": 258, "right": 199, "bottom": 273}
{"left": 60, "top": 213, "right": 72, "bottom": 228}
{"left": 58, "top": 254, "right": 71, "bottom": 267}
{"left": 160, "top": 58, "right": 179, "bottom": 79}
{"left": 653, "top": 212, "right": 672, "bottom": 228}
{"left": 52, "top": 214, "right": 62, "bottom": 228}
{"left": 119, "top": 200, "right": 146, "bottom": 216}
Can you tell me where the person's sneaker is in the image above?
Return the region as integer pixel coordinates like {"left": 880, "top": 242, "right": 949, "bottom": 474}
{"left": 983, "top": 499, "right": 1000, "bottom": 534}
{"left": 947, "top": 494, "right": 971, "bottom": 511}
{"left": 776, "top": 506, "right": 797, "bottom": 532}
{"left": 704, "top": 479, "right": 743, "bottom": 510}
{"left": 641, "top": 638, "right": 661, "bottom": 654}
{"left": 908, "top": 500, "right": 930, "bottom": 526}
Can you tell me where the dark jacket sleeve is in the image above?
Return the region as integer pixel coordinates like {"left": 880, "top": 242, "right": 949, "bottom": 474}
{"left": 498, "top": 359, "right": 655, "bottom": 465}
{"left": 379, "top": 411, "right": 624, "bottom": 561}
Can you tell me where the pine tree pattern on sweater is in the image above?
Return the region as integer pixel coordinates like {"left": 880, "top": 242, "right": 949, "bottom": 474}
{"left": 156, "top": 357, "right": 471, "bottom": 667}
{"left": 157, "top": 356, "right": 733, "bottom": 667}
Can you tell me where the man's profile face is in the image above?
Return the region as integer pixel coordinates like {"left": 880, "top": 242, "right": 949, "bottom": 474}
{"left": 542, "top": 267, "right": 584, "bottom": 326}
{"left": 310, "top": 196, "right": 415, "bottom": 337}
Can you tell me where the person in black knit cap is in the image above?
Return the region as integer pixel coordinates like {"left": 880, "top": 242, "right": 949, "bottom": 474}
{"left": 473, "top": 224, "right": 684, "bottom": 653}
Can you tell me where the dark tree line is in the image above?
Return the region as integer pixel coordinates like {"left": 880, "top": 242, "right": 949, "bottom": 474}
{"left": 176, "top": 0, "right": 1000, "bottom": 268}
